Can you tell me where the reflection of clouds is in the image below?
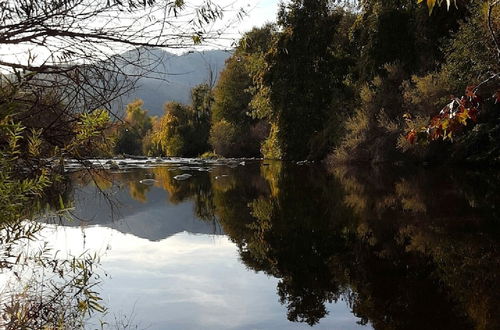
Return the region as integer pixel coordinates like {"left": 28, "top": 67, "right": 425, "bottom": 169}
{"left": 39, "top": 226, "right": 367, "bottom": 330}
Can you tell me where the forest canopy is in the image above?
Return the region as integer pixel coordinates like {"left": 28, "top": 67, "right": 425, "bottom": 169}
{"left": 150, "top": 0, "right": 496, "bottom": 164}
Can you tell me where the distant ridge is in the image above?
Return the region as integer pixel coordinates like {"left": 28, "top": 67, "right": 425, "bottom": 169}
{"left": 118, "top": 48, "right": 231, "bottom": 116}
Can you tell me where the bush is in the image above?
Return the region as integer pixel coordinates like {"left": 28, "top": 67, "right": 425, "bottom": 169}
{"left": 209, "top": 120, "right": 238, "bottom": 157}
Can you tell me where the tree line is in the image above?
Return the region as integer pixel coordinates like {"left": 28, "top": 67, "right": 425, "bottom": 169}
{"left": 5, "top": 0, "right": 496, "bottom": 164}
{"left": 121, "top": 0, "right": 498, "bottom": 165}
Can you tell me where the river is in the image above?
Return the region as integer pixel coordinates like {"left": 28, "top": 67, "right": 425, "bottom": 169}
{"left": 8, "top": 159, "right": 499, "bottom": 329}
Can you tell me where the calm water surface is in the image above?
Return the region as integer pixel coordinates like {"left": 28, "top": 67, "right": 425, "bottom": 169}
{"left": 41, "top": 160, "right": 499, "bottom": 329}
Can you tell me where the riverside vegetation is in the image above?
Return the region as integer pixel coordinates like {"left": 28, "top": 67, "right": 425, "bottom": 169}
{"left": 114, "top": 0, "right": 499, "bottom": 165}
{"left": 0, "top": 0, "right": 498, "bottom": 328}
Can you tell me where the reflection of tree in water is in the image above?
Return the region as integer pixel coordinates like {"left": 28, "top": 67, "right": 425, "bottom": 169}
{"left": 333, "top": 166, "right": 499, "bottom": 330}
{"left": 243, "top": 163, "right": 356, "bottom": 326}
{"left": 67, "top": 163, "right": 499, "bottom": 329}
{"left": 212, "top": 163, "right": 499, "bottom": 329}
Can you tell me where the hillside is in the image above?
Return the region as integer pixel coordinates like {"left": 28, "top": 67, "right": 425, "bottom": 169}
{"left": 118, "top": 48, "right": 231, "bottom": 116}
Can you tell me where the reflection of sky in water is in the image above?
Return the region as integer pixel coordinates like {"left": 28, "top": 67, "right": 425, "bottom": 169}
{"left": 42, "top": 225, "right": 370, "bottom": 330}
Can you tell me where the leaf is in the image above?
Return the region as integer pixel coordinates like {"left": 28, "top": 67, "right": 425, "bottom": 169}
{"left": 406, "top": 130, "right": 417, "bottom": 144}
{"left": 418, "top": 0, "right": 437, "bottom": 14}
{"left": 465, "top": 85, "right": 476, "bottom": 98}
{"left": 430, "top": 115, "right": 441, "bottom": 127}
{"left": 419, "top": 0, "right": 455, "bottom": 14}
{"left": 427, "top": 0, "right": 437, "bottom": 11}
{"left": 441, "top": 118, "right": 450, "bottom": 131}
{"left": 457, "top": 108, "right": 469, "bottom": 125}
{"left": 430, "top": 127, "right": 444, "bottom": 140}
{"left": 59, "top": 195, "right": 65, "bottom": 210}
{"left": 468, "top": 107, "right": 478, "bottom": 122}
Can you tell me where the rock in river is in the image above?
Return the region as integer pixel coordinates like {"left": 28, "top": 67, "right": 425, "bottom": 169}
{"left": 174, "top": 174, "right": 192, "bottom": 181}
{"left": 139, "top": 179, "right": 157, "bottom": 185}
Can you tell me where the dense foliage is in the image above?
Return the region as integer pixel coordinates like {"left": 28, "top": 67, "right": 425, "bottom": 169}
{"left": 105, "top": 0, "right": 500, "bottom": 165}
{"left": 209, "top": 26, "right": 275, "bottom": 157}
{"left": 114, "top": 99, "right": 153, "bottom": 155}
{"left": 205, "top": 0, "right": 499, "bottom": 163}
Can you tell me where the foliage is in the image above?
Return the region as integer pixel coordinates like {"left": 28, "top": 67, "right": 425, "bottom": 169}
{"left": 397, "top": 1, "right": 500, "bottom": 163}
{"left": 260, "top": 123, "right": 282, "bottom": 160}
{"left": 150, "top": 100, "right": 203, "bottom": 157}
{"left": 329, "top": 64, "right": 407, "bottom": 164}
{"left": 404, "top": 86, "right": 481, "bottom": 144}
{"left": 0, "top": 120, "right": 50, "bottom": 225}
{"left": 209, "top": 120, "right": 238, "bottom": 157}
{"left": 144, "top": 84, "right": 213, "bottom": 157}
{"left": 258, "top": 1, "right": 356, "bottom": 160}
{"left": 0, "top": 89, "right": 113, "bottom": 327}
{"left": 2, "top": 250, "right": 105, "bottom": 330}
{"left": 0, "top": 115, "right": 107, "bottom": 329}
{"left": 209, "top": 26, "right": 275, "bottom": 157}
{"left": 418, "top": 0, "right": 457, "bottom": 14}
{"left": 189, "top": 83, "right": 213, "bottom": 155}
{"left": 199, "top": 151, "right": 218, "bottom": 159}
{"left": 114, "top": 99, "right": 153, "bottom": 155}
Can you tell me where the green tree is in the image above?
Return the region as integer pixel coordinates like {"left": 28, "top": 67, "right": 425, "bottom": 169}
{"left": 152, "top": 102, "right": 189, "bottom": 156}
{"left": 258, "top": 1, "right": 356, "bottom": 160}
{"left": 209, "top": 25, "right": 275, "bottom": 157}
{"left": 351, "top": 0, "right": 467, "bottom": 81}
{"left": 114, "top": 99, "right": 153, "bottom": 155}
{"left": 190, "top": 83, "right": 213, "bottom": 155}
{"left": 149, "top": 84, "right": 214, "bottom": 157}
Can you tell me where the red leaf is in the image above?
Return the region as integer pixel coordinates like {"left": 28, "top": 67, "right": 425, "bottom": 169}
{"left": 430, "top": 115, "right": 441, "bottom": 127}
{"left": 406, "top": 130, "right": 417, "bottom": 144}
{"left": 429, "top": 127, "right": 443, "bottom": 140}
{"left": 465, "top": 85, "right": 476, "bottom": 98}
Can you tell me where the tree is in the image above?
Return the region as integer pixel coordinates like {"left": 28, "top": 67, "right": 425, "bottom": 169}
{"left": 258, "top": 1, "right": 356, "bottom": 160}
{"left": 209, "top": 25, "right": 275, "bottom": 157}
{"left": 148, "top": 83, "right": 214, "bottom": 157}
{"left": 114, "top": 99, "right": 153, "bottom": 155}
{"left": 190, "top": 83, "right": 213, "bottom": 155}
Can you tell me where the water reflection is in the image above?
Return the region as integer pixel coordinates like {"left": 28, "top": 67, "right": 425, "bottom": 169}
{"left": 47, "top": 161, "right": 498, "bottom": 329}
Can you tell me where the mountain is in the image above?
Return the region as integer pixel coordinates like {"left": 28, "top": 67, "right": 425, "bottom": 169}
{"left": 117, "top": 48, "right": 231, "bottom": 116}
{"left": 42, "top": 183, "right": 224, "bottom": 242}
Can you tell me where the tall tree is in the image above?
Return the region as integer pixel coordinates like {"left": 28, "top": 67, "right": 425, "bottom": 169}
{"left": 114, "top": 99, "right": 153, "bottom": 155}
{"left": 209, "top": 25, "right": 275, "bottom": 157}
{"left": 260, "top": 0, "right": 355, "bottom": 160}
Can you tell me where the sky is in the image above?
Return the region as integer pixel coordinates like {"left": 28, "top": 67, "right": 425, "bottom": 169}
{"left": 0, "top": 0, "right": 281, "bottom": 71}
{"left": 0, "top": 0, "right": 281, "bottom": 68}
{"left": 186, "top": 0, "right": 281, "bottom": 52}
{"left": 236, "top": 0, "right": 280, "bottom": 32}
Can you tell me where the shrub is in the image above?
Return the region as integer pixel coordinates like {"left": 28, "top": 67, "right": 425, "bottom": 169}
{"left": 209, "top": 120, "right": 238, "bottom": 157}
